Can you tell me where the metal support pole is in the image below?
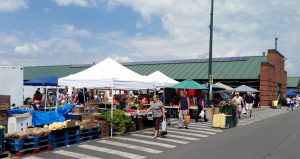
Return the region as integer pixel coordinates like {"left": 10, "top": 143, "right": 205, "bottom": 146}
{"left": 208, "top": 0, "right": 214, "bottom": 108}
{"left": 111, "top": 86, "right": 114, "bottom": 138}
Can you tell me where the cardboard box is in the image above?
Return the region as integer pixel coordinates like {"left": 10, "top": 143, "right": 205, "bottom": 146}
{"left": 72, "top": 106, "right": 84, "bottom": 114}
{"left": 88, "top": 100, "right": 100, "bottom": 105}
{"left": 66, "top": 120, "right": 76, "bottom": 128}
{"left": 9, "top": 113, "right": 31, "bottom": 118}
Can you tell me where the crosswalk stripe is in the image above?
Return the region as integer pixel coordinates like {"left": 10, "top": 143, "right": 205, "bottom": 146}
{"left": 166, "top": 130, "right": 209, "bottom": 137}
{"left": 131, "top": 134, "right": 190, "bottom": 144}
{"left": 78, "top": 144, "right": 146, "bottom": 159}
{"left": 22, "top": 157, "right": 45, "bottom": 159}
{"left": 98, "top": 140, "right": 162, "bottom": 154}
{"left": 187, "top": 126, "right": 223, "bottom": 132}
{"left": 187, "top": 125, "right": 214, "bottom": 129}
{"left": 142, "top": 131, "right": 200, "bottom": 141}
{"left": 114, "top": 137, "right": 176, "bottom": 148}
{"left": 53, "top": 150, "right": 101, "bottom": 159}
{"left": 168, "top": 127, "right": 216, "bottom": 135}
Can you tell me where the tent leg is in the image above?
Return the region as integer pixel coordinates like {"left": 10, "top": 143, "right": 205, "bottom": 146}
{"left": 111, "top": 87, "right": 114, "bottom": 138}
{"left": 83, "top": 88, "right": 86, "bottom": 106}
{"left": 44, "top": 87, "right": 47, "bottom": 111}
{"left": 55, "top": 86, "right": 58, "bottom": 109}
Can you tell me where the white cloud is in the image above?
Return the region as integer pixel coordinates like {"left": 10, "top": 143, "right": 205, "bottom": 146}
{"left": 0, "top": 0, "right": 28, "bottom": 12}
{"left": 113, "top": 56, "right": 133, "bottom": 63}
{"left": 56, "top": 24, "right": 91, "bottom": 37}
{"left": 14, "top": 44, "right": 39, "bottom": 55}
{"left": 53, "top": 0, "right": 100, "bottom": 7}
{"left": 105, "top": 0, "right": 300, "bottom": 64}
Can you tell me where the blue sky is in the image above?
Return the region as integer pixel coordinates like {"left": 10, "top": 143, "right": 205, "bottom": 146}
{"left": 0, "top": 0, "right": 300, "bottom": 76}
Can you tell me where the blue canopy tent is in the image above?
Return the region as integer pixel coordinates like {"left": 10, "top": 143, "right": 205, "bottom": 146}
{"left": 24, "top": 76, "right": 59, "bottom": 110}
{"left": 24, "top": 76, "right": 58, "bottom": 86}
{"left": 286, "top": 91, "right": 297, "bottom": 97}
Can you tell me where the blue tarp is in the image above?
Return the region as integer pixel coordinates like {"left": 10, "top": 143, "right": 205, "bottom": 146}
{"left": 286, "top": 91, "right": 297, "bottom": 97}
{"left": 7, "top": 104, "right": 76, "bottom": 126}
{"left": 24, "top": 75, "right": 59, "bottom": 86}
{"left": 57, "top": 104, "right": 76, "bottom": 116}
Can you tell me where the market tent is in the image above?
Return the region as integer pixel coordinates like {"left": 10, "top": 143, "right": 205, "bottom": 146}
{"left": 24, "top": 75, "right": 59, "bottom": 110}
{"left": 235, "top": 85, "right": 259, "bottom": 92}
{"left": 24, "top": 76, "right": 58, "bottom": 86}
{"left": 286, "top": 91, "right": 297, "bottom": 97}
{"left": 172, "top": 79, "right": 208, "bottom": 90}
{"left": 214, "top": 82, "right": 234, "bottom": 91}
{"left": 147, "top": 71, "right": 179, "bottom": 88}
{"left": 204, "top": 83, "right": 224, "bottom": 90}
{"left": 58, "top": 57, "right": 155, "bottom": 89}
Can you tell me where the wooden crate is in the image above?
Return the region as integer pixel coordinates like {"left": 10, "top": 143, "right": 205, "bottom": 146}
{"left": 0, "top": 96, "right": 10, "bottom": 103}
{"left": 0, "top": 103, "right": 10, "bottom": 111}
{"left": 99, "top": 120, "right": 109, "bottom": 138}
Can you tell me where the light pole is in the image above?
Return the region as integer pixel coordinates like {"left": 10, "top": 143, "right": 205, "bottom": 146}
{"left": 208, "top": 0, "right": 214, "bottom": 108}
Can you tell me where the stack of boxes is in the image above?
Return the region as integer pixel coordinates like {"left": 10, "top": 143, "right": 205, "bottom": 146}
{"left": 0, "top": 95, "right": 10, "bottom": 132}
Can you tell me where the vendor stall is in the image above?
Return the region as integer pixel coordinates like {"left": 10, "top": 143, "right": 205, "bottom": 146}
{"left": 58, "top": 57, "right": 155, "bottom": 137}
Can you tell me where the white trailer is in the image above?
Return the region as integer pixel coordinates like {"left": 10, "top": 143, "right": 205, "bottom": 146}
{"left": 0, "top": 66, "right": 24, "bottom": 106}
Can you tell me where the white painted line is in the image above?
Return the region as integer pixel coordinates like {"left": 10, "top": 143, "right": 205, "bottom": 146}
{"left": 187, "top": 126, "right": 223, "bottom": 132}
{"left": 142, "top": 131, "right": 200, "bottom": 141}
{"left": 78, "top": 145, "right": 146, "bottom": 159}
{"left": 113, "top": 137, "right": 176, "bottom": 148}
{"left": 166, "top": 130, "right": 209, "bottom": 138}
{"left": 22, "top": 157, "right": 45, "bottom": 159}
{"left": 53, "top": 150, "right": 101, "bottom": 159}
{"left": 168, "top": 128, "right": 216, "bottom": 135}
{"left": 131, "top": 134, "right": 190, "bottom": 144}
{"left": 187, "top": 124, "right": 214, "bottom": 128}
{"left": 98, "top": 140, "right": 162, "bottom": 154}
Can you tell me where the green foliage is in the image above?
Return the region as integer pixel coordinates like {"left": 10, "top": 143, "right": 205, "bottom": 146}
{"left": 103, "top": 109, "right": 133, "bottom": 132}
{"left": 220, "top": 101, "right": 236, "bottom": 115}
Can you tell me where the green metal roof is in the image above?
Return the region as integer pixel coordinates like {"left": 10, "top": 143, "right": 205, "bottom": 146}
{"left": 125, "top": 56, "right": 267, "bottom": 80}
{"left": 24, "top": 65, "right": 87, "bottom": 81}
{"left": 287, "top": 77, "right": 300, "bottom": 88}
{"left": 24, "top": 56, "right": 267, "bottom": 81}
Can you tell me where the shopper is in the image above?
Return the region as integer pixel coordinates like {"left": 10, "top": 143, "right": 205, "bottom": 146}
{"left": 286, "top": 97, "right": 291, "bottom": 111}
{"left": 245, "top": 92, "right": 254, "bottom": 118}
{"left": 144, "top": 95, "right": 165, "bottom": 138}
{"left": 232, "top": 92, "right": 244, "bottom": 119}
{"left": 195, "top": 95, "right": 207, "bottom": 122}
{"left": 178, "top": 90, "right": 190, "bottom": 129}
{"left": 120, "top": 90, "right": 129, "bottom": 110}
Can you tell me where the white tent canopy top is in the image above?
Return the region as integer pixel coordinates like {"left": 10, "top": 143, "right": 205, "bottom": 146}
{"left": 235, "top": 85, "right": 259, "bottom": 92}
{"left": 58, "top": 57, "right": 155, "bottom": 89}
{"left": 214, "top": 82, "right": 234, "bottom": 91}
{"left": 147, "top": 71, "right": 179, "bottom": 88}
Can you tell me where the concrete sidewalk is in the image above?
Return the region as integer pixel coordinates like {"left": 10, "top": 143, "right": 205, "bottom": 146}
{"left": 238, "top": 107, "right": 294, "bottom": 126}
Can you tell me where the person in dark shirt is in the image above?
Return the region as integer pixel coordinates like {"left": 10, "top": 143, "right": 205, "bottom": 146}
{"left": 78, "top": 88, "right": 89, "bottom": 105}
{"left": 245, "top": 92, "right": 254, "bottom": 118}
{"left": 119, "top": 90, "right": 129, "bottom": 110}
{"left": 178, "top": 90, "right": 190, "bottom": 129}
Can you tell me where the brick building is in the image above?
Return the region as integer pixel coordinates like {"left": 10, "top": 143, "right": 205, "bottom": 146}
{"left": 260, "top": 49, "right": 287, "bottom": 106}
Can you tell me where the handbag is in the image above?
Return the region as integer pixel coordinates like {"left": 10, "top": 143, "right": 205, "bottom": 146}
{"left": 161, "top": 119, "right": 168, "bottom": 136}
{"left": 185, "top": 112, "right": 191, "bottom": 124}
{"left": 199, "top": 110, "right": 205, "bottom": 118}
{"left": 242, "top": 107, "right": 247, "bottom": 114}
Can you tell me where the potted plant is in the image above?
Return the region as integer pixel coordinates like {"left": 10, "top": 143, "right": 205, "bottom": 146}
{"left": 220, "top": 101, "right": 237, "bottom": 127}
{"left": 103, "top": 109, "right": 132, "bottom": 134}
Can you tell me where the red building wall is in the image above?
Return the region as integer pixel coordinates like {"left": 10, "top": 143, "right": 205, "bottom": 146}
{"left": 260, "top": 49, "right": 287, "bottom": 106}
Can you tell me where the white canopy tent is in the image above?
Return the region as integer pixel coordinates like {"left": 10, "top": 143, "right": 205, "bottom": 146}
{"left": 214, "top": 82, "right": 234, "bottom": 91}
{"left": 58, "top": 57, "right": 155, "bottom": 137}
{"left": 147, "top": 71, "right": 179, "bottom": 88}
{"left": 58, "top": 57, "right": 155, "bottom": 89}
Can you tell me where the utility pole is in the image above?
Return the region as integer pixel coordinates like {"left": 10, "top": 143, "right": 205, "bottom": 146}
{"left": 208, "top": 0, "right": 214, "bottom": 108}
